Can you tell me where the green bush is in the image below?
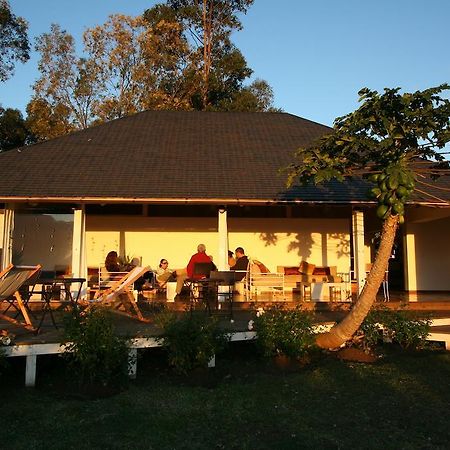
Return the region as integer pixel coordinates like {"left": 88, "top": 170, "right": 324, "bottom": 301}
{"left": 157, "top": 312, "right": 229, "bottom": 374}
{"left": 63, "top": 307, "right": 130, "bottom": 391}
{"left": 254, "top": 307, "right": 316, "bottom": 359}
{"left": 360, "top": 307, "right": 431, "bottom": 350}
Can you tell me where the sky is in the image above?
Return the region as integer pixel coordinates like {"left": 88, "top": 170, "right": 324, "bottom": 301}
{"left": 1, "top": 0, "right": 449, "bottom": 127}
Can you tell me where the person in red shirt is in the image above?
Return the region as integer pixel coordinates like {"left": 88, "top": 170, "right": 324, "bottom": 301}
{"left": 174, "top": 244, "right": 216, "bottom": 298}
{"left": 186, "top": 244, "right": 216, "bottom": 278}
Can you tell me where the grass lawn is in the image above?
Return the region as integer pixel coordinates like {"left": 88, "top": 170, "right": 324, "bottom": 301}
{"left": 1, "top": 343, "right": 449, "bottom": 449}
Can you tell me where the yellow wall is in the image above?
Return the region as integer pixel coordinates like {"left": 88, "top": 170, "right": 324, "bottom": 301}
{"left": 86, "top": 216, "right": 351, "bottom": 273}
{"left": 405, "top": 216, "right": 450, "bottom": 291}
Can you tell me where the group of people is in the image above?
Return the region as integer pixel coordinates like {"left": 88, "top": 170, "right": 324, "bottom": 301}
{"left": 104, "top": 244, "right": 250, "bottom": 298}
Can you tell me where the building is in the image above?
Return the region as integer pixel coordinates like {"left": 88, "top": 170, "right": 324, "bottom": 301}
{"left": 1, "top": 110, "right": 449, "bottom": 295}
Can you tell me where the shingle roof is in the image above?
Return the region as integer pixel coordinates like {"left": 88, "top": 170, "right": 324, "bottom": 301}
{"left": 0, "top": 110, "right": 448, "bottom": 205}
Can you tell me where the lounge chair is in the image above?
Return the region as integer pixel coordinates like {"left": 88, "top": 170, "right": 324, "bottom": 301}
{"left": 244, "top": 260, "right": 285, "bottom": 301}
{"left": 0, "top": 264, "right": 42, "bottom": 331}
{"left": 88, "top": 266, "right": 152, "bottom": 323}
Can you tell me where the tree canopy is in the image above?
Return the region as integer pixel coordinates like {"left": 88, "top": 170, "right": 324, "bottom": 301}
{"left": 0, "top": 0, "right": 30, "bottom": 82}
{"left": 0, "top": 107, "right": 34, "bottom": 151}
{"left": 28, "top": 1, "right": 275, "bottom": 141}
{"left": 287, "top": 84, "right": 450, "bottom": 349}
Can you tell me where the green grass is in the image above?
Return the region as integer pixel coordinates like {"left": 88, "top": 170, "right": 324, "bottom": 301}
{"left": 1, "top": 343, "right": 449, "bottom": 449}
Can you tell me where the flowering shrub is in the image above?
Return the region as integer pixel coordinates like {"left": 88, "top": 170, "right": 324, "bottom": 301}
{"left": 254, "top": 307, "right": 316, "bottom": 359}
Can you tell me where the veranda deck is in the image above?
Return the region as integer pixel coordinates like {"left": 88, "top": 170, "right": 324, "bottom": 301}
{"left": 2, "top": 290, "right": 450, "bottom": 387}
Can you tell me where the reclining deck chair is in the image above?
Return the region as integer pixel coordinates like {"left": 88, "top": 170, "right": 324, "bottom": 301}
{"left": 89, "top": 266, "right": 151, "bottom": 323}
{"left": 0, "top": 264, "right": 42, "bottom": 331}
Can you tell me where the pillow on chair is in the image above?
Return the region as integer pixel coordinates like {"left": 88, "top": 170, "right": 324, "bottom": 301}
{"left": 284, "top": 267, "right": 301, "bottom": 275}
{"left": 253, "top": 260, "right": 269, "bottom": 273}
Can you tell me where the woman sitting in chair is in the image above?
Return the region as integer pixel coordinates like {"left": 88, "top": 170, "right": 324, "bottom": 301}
{"left": 155, "top": 259, "right": 176, "bottom": 289}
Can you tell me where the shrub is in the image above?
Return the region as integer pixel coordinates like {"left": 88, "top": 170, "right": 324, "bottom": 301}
{"left": 254, "top": 307, "right": 316, "bottom": 359}
{"left": 63, "top": 307, "right": 130, "bottom": 392}
{"left": 157, "top": 312, "right": 229, "bottom": 375}
{"left": 360, "top": 307, "right": 431, "bottom": 350}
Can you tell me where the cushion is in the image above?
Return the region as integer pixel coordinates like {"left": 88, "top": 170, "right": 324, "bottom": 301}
{"left": 313, "top": 267, "right": 331, "bottom": 276}
{"left": 299, "top": 261, "right": 315, "bottom": 275}
{"left": 251, "top": 263, "right": 261, "bottom": 274}
{"left": 284, "top": 267, "right": 301, "bottom": 275}
{"left": 253, "top": 260, "right": 269, "bottom": 273}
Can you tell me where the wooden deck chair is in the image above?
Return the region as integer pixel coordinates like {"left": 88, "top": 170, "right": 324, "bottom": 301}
{"left": 90, "top": 266, "right": 151, "bottom": 323}
{"left": 0, "top": 264, "right": 42, "bottom": 331}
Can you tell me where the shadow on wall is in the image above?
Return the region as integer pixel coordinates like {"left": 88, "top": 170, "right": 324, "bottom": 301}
{"left": 329, "top": 233, "right": 350, "bottom": 258}
{"left": 259, "top": 231, "right": 350, "bottom": 264}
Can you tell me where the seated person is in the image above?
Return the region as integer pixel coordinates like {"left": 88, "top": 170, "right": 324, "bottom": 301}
{"left": 230, "top": 247, "right": 249, "bottom": 280}
{"left": 105, "top": 250, "right": 121, "bottom": 272}
{"left": 174, "top": 244, "right": 216, "bottom": 298}
{"left": 103, "top": 251, "right": 153, "bottom": 292}
{"left": 155, "top": 259, "right": 176, "bottom": 289}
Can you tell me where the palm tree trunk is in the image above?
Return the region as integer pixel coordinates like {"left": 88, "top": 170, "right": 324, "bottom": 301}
{"left": 316, "top": 214, "right": 399, "bottom": 349}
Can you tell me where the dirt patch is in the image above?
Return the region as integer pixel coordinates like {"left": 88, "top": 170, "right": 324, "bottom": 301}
{"left": 335, "top": 347, "right": 378, "bottom": 363}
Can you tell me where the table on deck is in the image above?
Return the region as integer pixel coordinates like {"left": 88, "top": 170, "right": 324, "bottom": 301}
{"left": 36, "top": 277, "right": 86, "bottom": 331}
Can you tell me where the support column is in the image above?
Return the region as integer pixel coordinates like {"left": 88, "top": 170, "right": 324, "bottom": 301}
{"left": 217, "top": 208, "right": 229, "bottom": 270}
{"left": 352, "top": 209, "right": 366, "bottom": 295}
{"left": 404, "top": 231, "right": 417, "bottom": 295}
{"left": 71, "top": 207, "right": 87, "bottom": 297}
{"left": 1, "top": 205, "right": 14, "bottom": 271}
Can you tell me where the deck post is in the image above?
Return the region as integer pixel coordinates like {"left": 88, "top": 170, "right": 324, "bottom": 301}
{"left": 208, "top": 354, "right": 216, "bottom": 368}
{"left": 25, "top": 354, "right": 37, "bottom": 387}
{"left": 128, "top": 348, "right": 138, "bottom": 379}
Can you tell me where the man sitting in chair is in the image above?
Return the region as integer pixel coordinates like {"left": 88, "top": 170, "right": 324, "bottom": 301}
{"left": 230, "top": 247, "right": 249, "bottom": 281}
{"left": 174, "top": 244, "right": 216, "bottom": 299}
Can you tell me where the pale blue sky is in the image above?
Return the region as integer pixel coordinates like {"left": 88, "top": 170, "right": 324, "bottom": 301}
{"left": 1, "top": 0, "right": 449, "bottom": 126}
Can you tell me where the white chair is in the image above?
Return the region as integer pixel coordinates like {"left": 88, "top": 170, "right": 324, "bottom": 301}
{"left": 244, "top": 260, "right": 285, "bottom": 302}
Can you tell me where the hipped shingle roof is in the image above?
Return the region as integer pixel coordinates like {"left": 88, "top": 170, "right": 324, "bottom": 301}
{"left": 0, "top": 110, "right": 448, "bottom": 206}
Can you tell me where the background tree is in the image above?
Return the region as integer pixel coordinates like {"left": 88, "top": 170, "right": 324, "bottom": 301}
{"left": 0, "top": 0, "right": 30, "bottom": 82}
{"left": 29, "top": 4, "right": 275, "bottom": 140}
{"left": 0, "top": 107, "right": 34, "bottom": 151}
{"left": 287, "top": 84, "right": 450, "bottom": 349}
{"left": 144, "top": 0, "right": 274, "bottom": 111}
{"left": 27, "top": 24, "right": 101, "bottom": 140}
{"left": 84, "top": 14, "right": 194, "bottom": 121}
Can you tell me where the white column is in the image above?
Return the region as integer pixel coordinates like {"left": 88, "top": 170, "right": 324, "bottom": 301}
{"left": 352, "top": 209, "right": 366, "bottom": 295}
{"left": 1, "top": 205, "right": 14, "bottom": 270}
{"left": 71, "top": 207, "right": 87, "bottom": 296}
{"left": 217, "top": 208, "right": 228, "bottom": 271}
{"left": 404, "top": 231, "right": 417, "bottom": 295}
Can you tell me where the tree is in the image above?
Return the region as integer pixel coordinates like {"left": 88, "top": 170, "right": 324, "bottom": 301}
{"left": 28, "top": 24, "right": 101, "bottom": 140}
{"left": 0, "top": 107, "right": 34, "bottom": 151}
{"left": 29, "top": 5, "right": 275, "bottom": 140}
{"left": 28, "top": 15, "right": 197, "bottom": 139}
{"left": 84, "top": 14, "right": 194, "bottom": 120}
{"left": 0, "top": 0, "right": 29, "bottom": 81}
{"left": 286, "top": 85, "right": 450, "bottom": 349}
{"left": 144, "top": 0, "right": 273, "bottom": 111}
